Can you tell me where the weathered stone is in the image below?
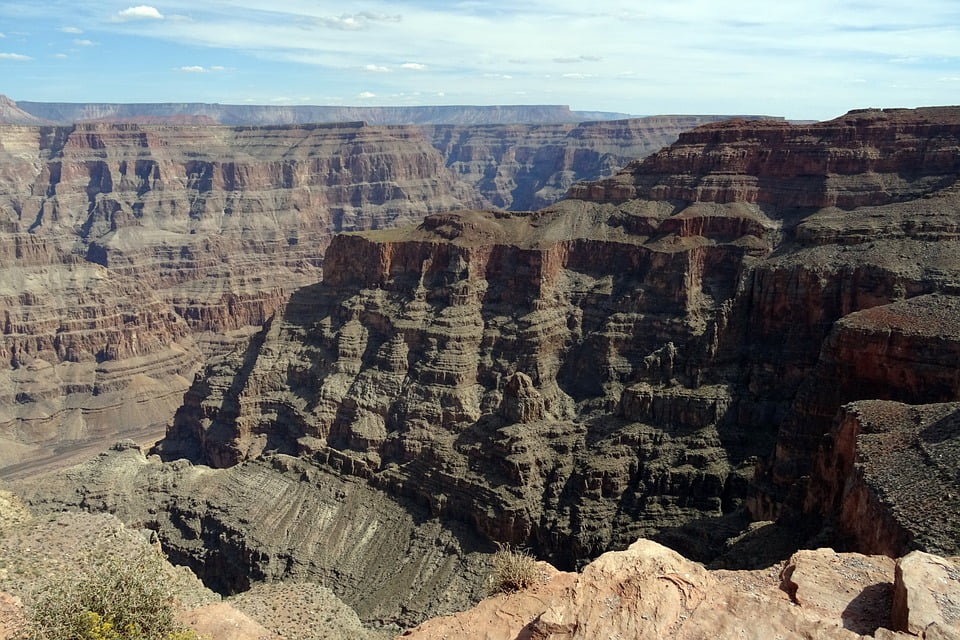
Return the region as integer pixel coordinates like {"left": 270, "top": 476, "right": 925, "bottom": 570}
{"left": 780, "top": 548, "right": 895, "bottom": 635}
{"left": 400, "top": 538, "right": 917, "bottom": 640}
{"left": 893, "top": 551, "right": 960, "bottom": 637}
{"left": 179, "top": 603, "right": 281, "bottom": 640}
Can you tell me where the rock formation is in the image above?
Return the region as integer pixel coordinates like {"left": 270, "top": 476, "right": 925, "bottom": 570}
{"left": 399, "top": 539, "right": 960, "bottom": 640}
{"left": 427, "top": 116, "right": 771, "bottom": 209}
{"left": 0, "top": 96, "right": 47, "bottom": 126}
{"left": 10, "top": 105, "right": 960, "bottom": 634}
{"left": 0, "top": 121, "right": 482, "bottom": 468}
{"left": 0, "top": 112, "right": 748, "bottom": 471}
{"left": 158, "top": 106, "right": 960, "bottom": 571}
{"left": 11, "top": 442, "right": 491, "bottom": 630}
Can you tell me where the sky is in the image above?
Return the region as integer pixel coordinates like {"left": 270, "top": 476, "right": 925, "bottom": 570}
{"left": 0, "top": 1, "right": 959, "bottom": 121}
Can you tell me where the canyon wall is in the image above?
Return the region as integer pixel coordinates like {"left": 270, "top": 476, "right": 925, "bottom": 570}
{"left": 160, "top": 107, "right": 960, "bottom": 568}
{"left": 0, "top": 121, "right": 482, "bottom": 467}
{"left": 0, "top": 114, "right": 738, "bottom": 470}
{"left": 12, "top": 107, "right": 960, "bottom": 633}
{"left": 427, "top": 115, "right": 757, "bottom": 209}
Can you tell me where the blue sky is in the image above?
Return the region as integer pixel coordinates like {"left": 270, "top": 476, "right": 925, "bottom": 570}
{"left": 1, "top": 0, "right": 958, "bottom": 120}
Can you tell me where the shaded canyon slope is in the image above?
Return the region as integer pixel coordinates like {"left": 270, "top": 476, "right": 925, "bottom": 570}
{"left": 427, "top": 115, "right": 770, "bottom": 209}
{"left": 159, "top": 107, "right": 960, "bottom": 567}
{"left": 0, "top": 114, "right": 749, "bottom": 471}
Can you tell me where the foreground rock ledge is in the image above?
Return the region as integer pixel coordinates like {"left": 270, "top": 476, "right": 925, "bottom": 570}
{"left": 399, "top": 539, "right": 960, "bottom": 640}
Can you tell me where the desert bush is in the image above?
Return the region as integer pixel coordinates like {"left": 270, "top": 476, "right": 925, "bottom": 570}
{"left": 24, "top": 548, "right": 203, "bottom": 640}
{"left": 487, "top": 544, "right": 545, "bottom": 595}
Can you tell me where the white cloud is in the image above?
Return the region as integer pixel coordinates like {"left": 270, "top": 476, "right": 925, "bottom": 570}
{"left": 0, "top": 32, "right": 5, "bottom": 39}
{"left": 319, "top": 12, "right": 401, "bottom": 31}
{"left": 53, "top": 53, "right": 68, "bottom": 59}
{"left": 114, "top": 5, "right": 164, "bottom": 21}
{"left": 60, "top": 27, "right": 83, "bottom": 34}
{"left": 363, "top": 64, "right": 391, "bottom": 73}
{"left": 0, "top": 53, "right": 31, "bottom": 61}
{"left": 562, "top": 73, "right": 596, "bottom": 79}
{"left": 358, "top": 91, "right": 376, "bottom": 99}
{"left": 176, "top": 65, "right": 226, "bottom": 73}
{"left": 401, "top": 62, "right": 427, "bottom": 70}
{"left": 74, "top": 39, "right": 95, "bottom": 46}
{"left": 553, "top": 55, "right": 603, "bottom": 63}
{"left": 484, "top": 73, "right": 513, "bottom": 80}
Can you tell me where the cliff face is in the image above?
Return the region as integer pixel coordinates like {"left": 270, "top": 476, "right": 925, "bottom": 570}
{"left": 571, "top": 107, "right": 960, "bottom": 209}
{"left": 0, "top": 114, "right": 763, "bottom": 470}
{"left": 162, "top": 107, "right": 960, "bottom": 567}
{"left": 427, "top": 116, "right": 769, "bottom": 210}
{"left": 0, "top": 122, "right": 482, "bottom": 466}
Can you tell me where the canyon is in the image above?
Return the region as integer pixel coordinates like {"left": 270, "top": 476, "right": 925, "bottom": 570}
{"left": 2, "top": 105, "right": 959, "bottom": 637}
{"left": 0, "top": 107, "right": 739, "bottom": 472}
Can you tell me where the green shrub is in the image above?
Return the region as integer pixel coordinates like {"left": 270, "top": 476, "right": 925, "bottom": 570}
{"left": 24, "top": 549, "right": 204, "bottom": 640}
{"left": 487, "top": 544, "right": 545, "bottom": 595}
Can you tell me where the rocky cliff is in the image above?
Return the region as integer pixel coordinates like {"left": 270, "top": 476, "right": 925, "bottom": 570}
{"left": 427, "top": 116, "right": 772, "bottom": 209}
{"left": 0, "top": 121, "right": 482, "bottom": 468}
{"left": 11, "top": 106, "right": 960, "bottom": 635}
{"left": 0, "top": 113, "right": 750, "bottom": 471}
{"left": 159, "top": 107, "right": 960, "bottom": 570}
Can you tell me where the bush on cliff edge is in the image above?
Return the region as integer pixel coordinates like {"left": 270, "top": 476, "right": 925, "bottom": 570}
{"left": 487, "top": 544, "right": 546, "bottom": 595}
{"left": 24, "top": 549, "right": 204, "bottom": 640}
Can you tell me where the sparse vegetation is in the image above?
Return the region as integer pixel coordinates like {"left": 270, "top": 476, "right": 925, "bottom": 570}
{"left": 23, "top": 548, "right": 204, "bottom": 640}
{"left": 487, "top": 544, "right": 545, "bottom": 595}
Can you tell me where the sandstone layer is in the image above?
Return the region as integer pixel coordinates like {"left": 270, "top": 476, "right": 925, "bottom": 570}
{"left": 158, "top": 106, "right": 960, "bottom": 569}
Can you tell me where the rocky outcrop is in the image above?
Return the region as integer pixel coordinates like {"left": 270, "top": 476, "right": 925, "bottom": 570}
{"left": 158, "top": 106, "right": 960, "bottom": 570}
{"left": 400, "top": 539, "right": 958, "bottom": 640}
{"left": 159, "top": 203, "right": 775, "bottom": 566}
{"left": 892, "top": 551, "right": 960, "bottom": 638}
{"left": 805, "top": 400, "right": 960, "bottom": 557}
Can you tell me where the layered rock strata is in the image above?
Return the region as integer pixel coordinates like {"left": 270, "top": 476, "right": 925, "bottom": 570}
{"left": 160, "top": 107, "right": 960, "bottom": 568}
{"left": 0, "top": 122, "right": 482, "bottom": 466}
{"left": 427, "top": 116, "right": 770, "bottom": 209}
{"left": 160, "top": 203, "right": 776, "bottom": 567}
{"left": 11, "top": 443, "right": 491, "bottom": 630}
{"left": 0, "top": 113, "right": 757, "bottom": 469}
